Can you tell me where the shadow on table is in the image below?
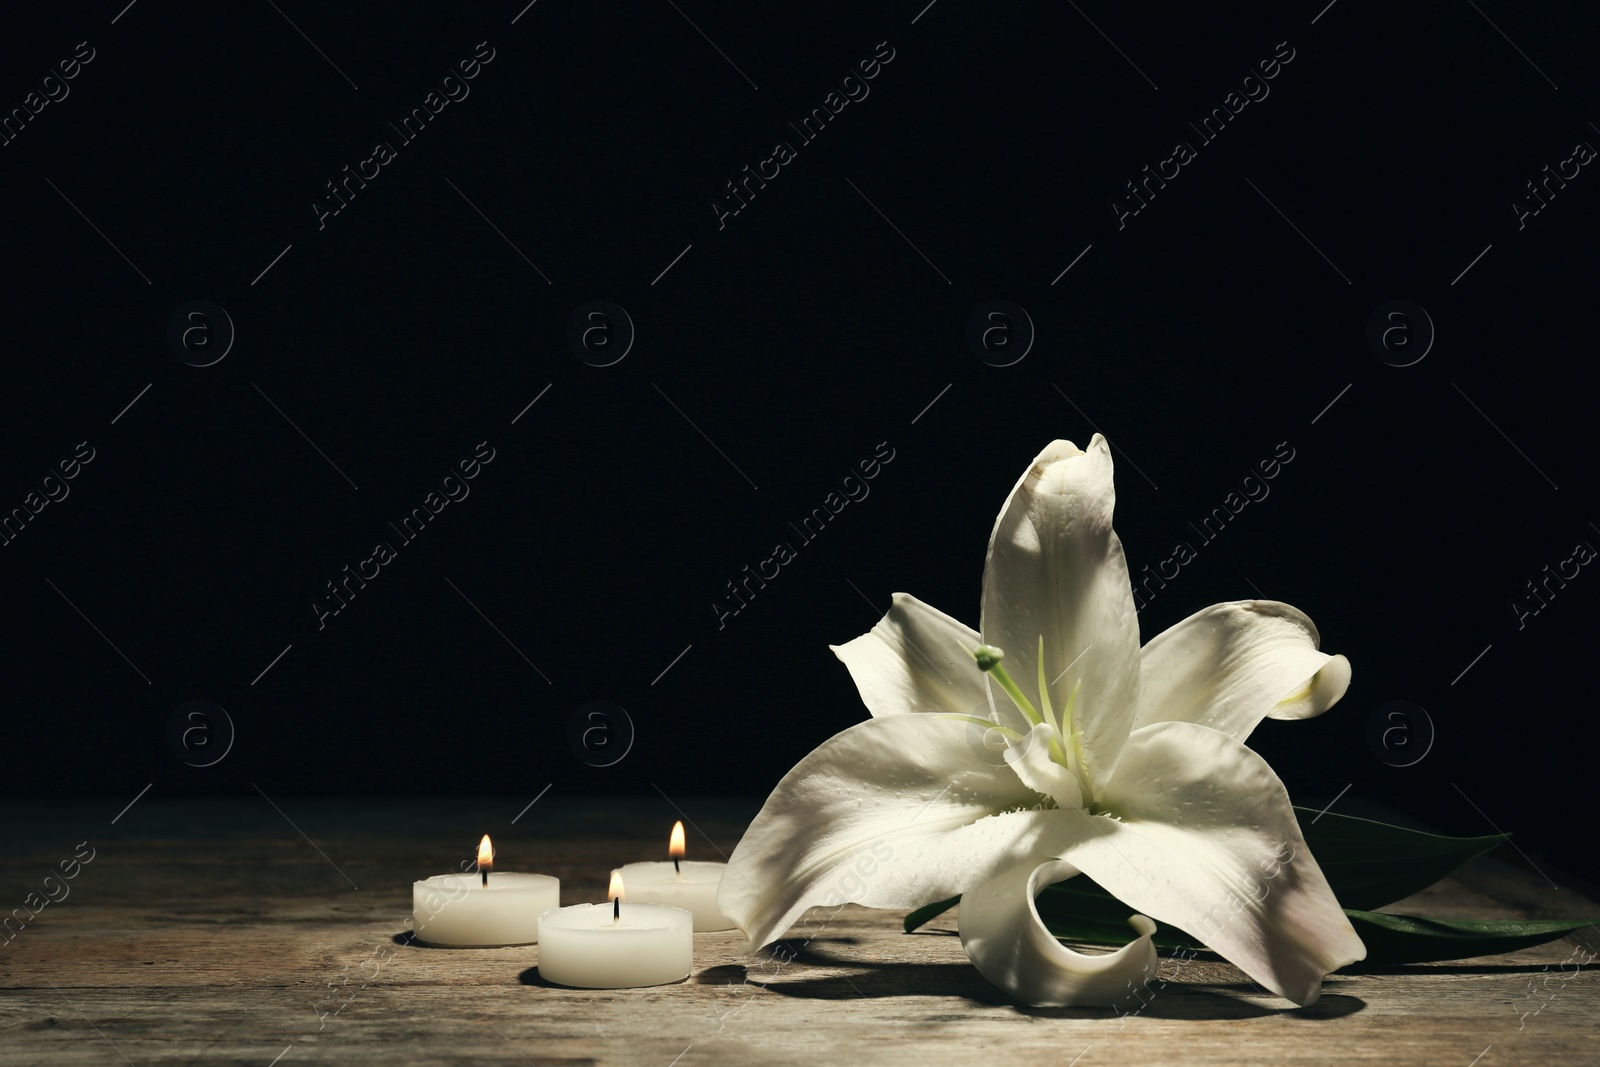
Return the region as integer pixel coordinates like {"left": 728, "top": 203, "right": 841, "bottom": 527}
{"left": 518, "top": 967, "right": 557, "bottom": 988}
{"left": 687, "top": 940, "right": 1366, "bottom": 1021}
{"left": 392, "top": 933, "right": 540, "bottom": 949}
{"left": 1344, "top": 962, "right": 1563, "bottom": 975}
{"left": 516, "top": 967, "right": 690, "bottom": 989}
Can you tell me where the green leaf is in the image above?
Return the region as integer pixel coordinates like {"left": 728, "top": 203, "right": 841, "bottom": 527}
{"left": 1344, "top": 911, "right": 1600, "bottom": 965}
{"left": 901, "top": 809, "right": 1581, "bottom": 965}
{"left": 1291, "top": 806, "right": 1506, "bottom": 911}
{"left": 907, "top": 896, "right": 1597, "bottom": 964}
{"left": 903, "top": 896, "right": 958, "bottom": 934}
{"left": 1034, "top": 885, "right": 1204, "bottom": 951}
{"left": 904, "top": 883, "right": 1208, "bottom": 949}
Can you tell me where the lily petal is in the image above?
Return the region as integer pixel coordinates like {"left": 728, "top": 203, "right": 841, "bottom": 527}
{"left": 1133, "top": 600, "right": 1352, "bottom": 741}
{"left": 1064, "top": 721, "right": 1365, "bottom": 1005}
{"left": 719, "top": 714, "right": 1074, "bottom": 950}
{"left": 980, "top": 435, "right": 1142, "bottom": 780}
{"left": 1005, "top": 723, "right": 1084, "bottom": 812}
{"left": 830, "top": 593, "right": 987, "bottom": 718}
{"left": 960, "top": 858, "right": 1158, "bottom": 1007}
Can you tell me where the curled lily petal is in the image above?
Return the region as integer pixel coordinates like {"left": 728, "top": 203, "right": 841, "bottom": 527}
{"left": 960, "top": 858, "right": 1158, "bottom": 1007}
{"left": 830, "top": 593, "right": 986, "bottom": 718}
{"left": 718, "top": 714, "right": 1075, "bottom": 950}
{"left": 980, "top": 435, "right": 1142, "bottom": 783}
{"left": 1272, "top": 653, "right": 1351, "bottom": 722}
{"left": 1134, "top": 600, "right": 1352, "bottom": 741}
{"left": 1066, "top": 722, "right": 1365, "bottom": 1005}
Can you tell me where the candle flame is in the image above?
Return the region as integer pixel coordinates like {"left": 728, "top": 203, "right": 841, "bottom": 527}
{"left": 608, "top": 869, "right": 625, "bottom": 903}
{"left": 478, "top": 834, "right": 494, "bottom": 875}
{"left": 669, "top": 821, "right": 686, "bottom": 861}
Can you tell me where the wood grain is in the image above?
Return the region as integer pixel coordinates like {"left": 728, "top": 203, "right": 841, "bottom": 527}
{"left": 1, "top": 797, "right": 1595, "bottom": 1065}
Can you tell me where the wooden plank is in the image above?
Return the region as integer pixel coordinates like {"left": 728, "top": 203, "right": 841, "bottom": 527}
{"left": 1, "top": 798, "right": 1595, "bottom": 1065}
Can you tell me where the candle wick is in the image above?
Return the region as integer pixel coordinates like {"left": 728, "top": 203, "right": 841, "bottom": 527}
{"left": 481, "top": 868, "right": 488, "bottom": 888}
{"left": 613, "top": 895, "right": 620, "bottom": 924}
{"left": 673, "top": 857, "right": 680, "bottom": 876}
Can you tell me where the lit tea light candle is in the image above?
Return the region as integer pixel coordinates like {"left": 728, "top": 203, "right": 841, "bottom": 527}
{"left": 411, "top": 835, "right": 559, "bottom": 946}
{"left": 612, "top": 821, "right": 733, "bottom": 931}
{"left": 536, "top": 871, "right": 693, "bottom": 988}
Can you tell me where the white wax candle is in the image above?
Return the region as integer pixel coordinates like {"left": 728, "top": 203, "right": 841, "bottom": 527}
{"left": 611, "top": 861, "right": 733, "bottom": 931}
{"left": 412, "top": 872, "right": 559, "bottom": 946}
{"left": 536, "top": 902, "right": 692, "bottom": 988}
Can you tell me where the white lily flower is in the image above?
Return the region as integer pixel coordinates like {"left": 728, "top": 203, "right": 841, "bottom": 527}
{"left": 718, "top": 434, "right": 1364, "bottom": 1007}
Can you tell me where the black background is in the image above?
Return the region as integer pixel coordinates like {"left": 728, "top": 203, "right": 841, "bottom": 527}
{"left": 2, "top": 2, "right": 1596, "bottom": 882}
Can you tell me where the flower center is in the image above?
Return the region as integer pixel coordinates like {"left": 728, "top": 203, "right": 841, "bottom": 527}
{"left": 969, "top": 641, "right": 1095, "bottom": 806}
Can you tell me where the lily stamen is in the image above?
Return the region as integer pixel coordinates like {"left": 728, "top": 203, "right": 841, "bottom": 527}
{"left": 970, "top": 644, "right": 1043, "bottom": 728}
{"left": 1035, "top": 636, "right": 1066, "bottom": 760}
{"left": 973, "top": 643, "right": 1072, "bottom": 769}
{"left": 1059, "top": 677, "right": 1093, "bottom": 799}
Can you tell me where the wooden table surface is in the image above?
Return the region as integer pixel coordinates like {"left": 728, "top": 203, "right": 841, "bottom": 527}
{"left": 1, "top": 795, "right": 1595, "bottom": 1066}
